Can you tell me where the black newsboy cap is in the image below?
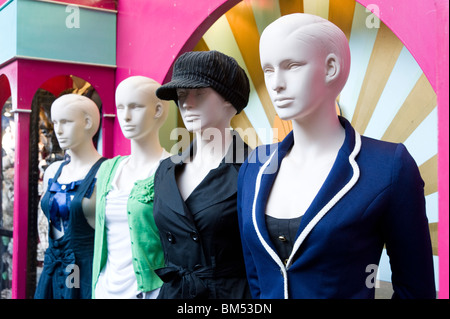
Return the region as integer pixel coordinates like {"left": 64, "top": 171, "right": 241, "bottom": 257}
{"left": 156, "top": 50, "right": 250, "bottom": 114}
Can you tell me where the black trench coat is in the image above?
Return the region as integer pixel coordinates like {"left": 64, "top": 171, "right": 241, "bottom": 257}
{"left": 153, "top": 131, "right": 252, "bottom": 299}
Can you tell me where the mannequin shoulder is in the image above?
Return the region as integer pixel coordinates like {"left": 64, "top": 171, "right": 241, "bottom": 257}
{"left": 41, "top": 160, "right": 64, "bottom": 194}
{"left": 95, "top": 155, "right": 125, "bottom": 179}
{"left": 238, "top": 144, "right": 278, "bottom": 182}
{"left": 245, "top": 143, "right": 278, "bottom": 166}
{"left": 359, "top": 136, "right": 410, "bottom": 162}
{"left": 43, "top": 160, "right": 63, "bottom": 181}
{"left": 157, "top": 155, "right": 177, "bottom": 171}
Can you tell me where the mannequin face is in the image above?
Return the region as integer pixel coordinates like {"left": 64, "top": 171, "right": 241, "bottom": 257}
{"left": 51, "top": 102, "right": 89, "bottom": 150}
{"left": 115, "top": 82, "right": 160, "bottom": 141}
{"left": 176, "top": 87, "right": 233, "bottom": 132}
{"left": 260, "top": 30, "right": 328, "bottom": 121}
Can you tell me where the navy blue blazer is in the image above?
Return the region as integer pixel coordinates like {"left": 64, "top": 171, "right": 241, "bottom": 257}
{"left": 237, "top": 117, "right": 435, "bottom": 299}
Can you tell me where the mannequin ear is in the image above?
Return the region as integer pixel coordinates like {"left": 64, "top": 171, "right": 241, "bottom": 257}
{"left": 223, "top": 101, "right": 233, "bottom": 110}
{"left": 325, "top": 53, "right": 340, "bottom": 84}
{"left": 154, "top": 102, "right": 164, "bottom": 119}
{"left": 84, "top": 115, "right": 93, "bottom": 130}
{"left": 224, "top": 101, "right": 237, "bottom": 116}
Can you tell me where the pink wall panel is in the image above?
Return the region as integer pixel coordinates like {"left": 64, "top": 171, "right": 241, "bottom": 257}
{"left": 356, "top": 0, "right": 438, "bottom": 89}
{"left": 435, "top": 0, "right": 449, "bottom": 300}
{"left": 115, "top": 0, "right": 239, "bottom": 85}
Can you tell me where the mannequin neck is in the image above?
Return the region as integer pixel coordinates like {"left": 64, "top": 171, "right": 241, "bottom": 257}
{"left": 128, "top": 131, "right": 164, "bottom": 167}
{"left": 60, "top": 140, "right": 102, "bottom": 182}
{"left": 192, "top": 126, "right": 233, "bottom": 165}
{"left": 112, "top": 132, "right": 164, "bottom": 192}
{"left": 289, "top": 100, "right": 345, "bottom": 164}
{"left": 67, "top": 140, "right": 101, "bottom": 166}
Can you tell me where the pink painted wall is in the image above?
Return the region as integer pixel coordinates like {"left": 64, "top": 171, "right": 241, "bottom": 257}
{"left": 355, "top": 0, "right": 438, "bottom": 92}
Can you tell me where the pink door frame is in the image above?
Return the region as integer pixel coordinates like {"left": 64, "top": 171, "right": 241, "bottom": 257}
{"left": 0, "top": 58, "right": 115, "bottom": 299}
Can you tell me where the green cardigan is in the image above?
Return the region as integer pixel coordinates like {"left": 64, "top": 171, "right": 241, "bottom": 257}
{"left": 92, "top": 156, "right": 164, "bottom": 298}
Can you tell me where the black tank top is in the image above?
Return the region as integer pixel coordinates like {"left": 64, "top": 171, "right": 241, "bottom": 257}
{"left": 265, "top": 214, "right": 302, "bottom": 265}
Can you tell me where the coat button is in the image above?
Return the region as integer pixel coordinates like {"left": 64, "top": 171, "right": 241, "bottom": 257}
{"left": 190, "top": 231, "right": 199, "bottom": 242}
{"left": 278, "top": 235, "right": 287, "bottom": 242}
{"left": 166, "top": 232, "right": 175, "bottom": 243}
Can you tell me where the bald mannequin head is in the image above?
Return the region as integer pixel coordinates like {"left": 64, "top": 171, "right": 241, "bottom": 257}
{"left": 115, "top": 76, "right": 169, "bottom": 141}
{"left": 260, "top": 13, "right": 351, "bottom": 98}
{"left": 51, "top": 93, "right": 100, "bottom": 138}
{"left": 116, "top": 76, "right": 169, "bottom": 129}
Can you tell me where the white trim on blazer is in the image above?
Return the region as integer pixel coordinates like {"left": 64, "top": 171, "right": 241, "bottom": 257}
{"left": 251, "top": 132, "right": 362, "bottom": 299}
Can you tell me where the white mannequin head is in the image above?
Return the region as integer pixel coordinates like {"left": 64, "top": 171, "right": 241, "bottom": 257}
{"left": 51, "top": 93, "right": 100, "bottom": 150}
{"left": 156, "top": 50, "right": 250, "bottom": 134}
{"left": 115, "top": 76, "right": 169, "bottom": 141}
{"left": 176, "top": 87, "right": 236, "bottom": 133}
{"left": 260, "top": 13, "right": 350, "bottom": 121}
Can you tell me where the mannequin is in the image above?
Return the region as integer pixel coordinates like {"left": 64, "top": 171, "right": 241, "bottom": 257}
{"left": 153, "top": 50, "right": 252, "bottom": 299}
{"left": 173, "top": 86, "right": 237, "bottom": 200}
{"left": 92, "top": 76, "right": 170, "bottom": 299}
{"left": 35, "top": 93, "right": 105, "bottom": 299}
{"left": 237, "top": 13, "right": 435, "bottom": 299}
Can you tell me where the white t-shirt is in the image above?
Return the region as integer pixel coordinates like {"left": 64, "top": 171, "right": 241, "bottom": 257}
{"left": 95, "top": 151, "right": 170, "bottom": 299}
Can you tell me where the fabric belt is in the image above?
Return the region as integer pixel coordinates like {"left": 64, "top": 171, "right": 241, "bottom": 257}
{"left": 155, "top": 263, "right": 239, "bottom": 299}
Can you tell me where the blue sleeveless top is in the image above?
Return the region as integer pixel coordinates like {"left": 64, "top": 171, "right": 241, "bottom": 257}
{"left": 34, "top": 157, "right": 106, "bottom": 299}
